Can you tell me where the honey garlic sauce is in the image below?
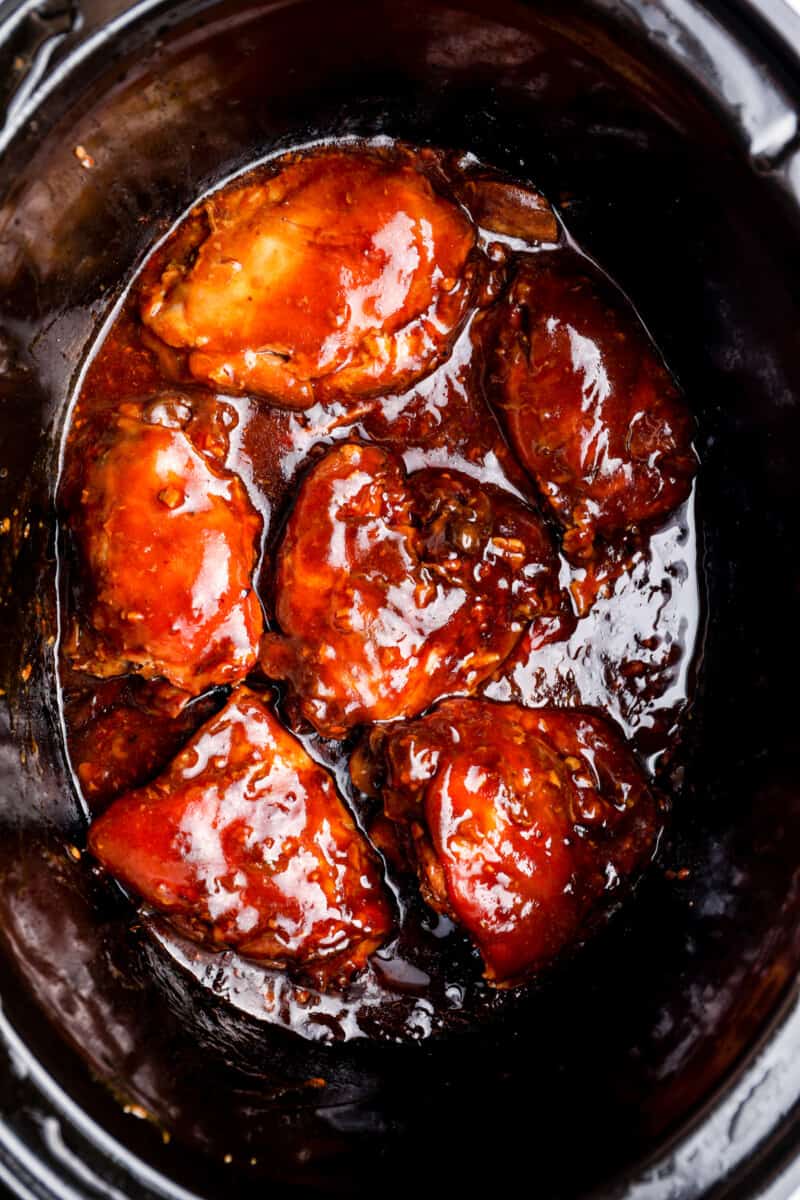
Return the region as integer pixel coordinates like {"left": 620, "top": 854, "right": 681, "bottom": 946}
{"left": 59, "top": 140, "right": 700, "bottom": 1043}
{"left": 137, "top": 147, "right": 479, "bottom": 406}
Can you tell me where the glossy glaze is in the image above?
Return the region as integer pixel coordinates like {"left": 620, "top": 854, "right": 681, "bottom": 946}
{"left": 5, "top": 1, "right": 799, "bottom": 1192}
{"left": 139, "top": 147, "right": 477, "bottom": 407}
{"left": 62, "top": 401, "right": 263, "bottom": 698}
{"left": 67, "top": 677, "right": 221, "bottom": 806}
{"left": 491, "top": 257, "right": 697, "bottom": 563}
{"left": 458, "top": 175, "right": 560, "bottom": 243}
{"left": 88, "top": 687, "right": 392, "bottom": 985}
{"left": 356, "top": 697, "right": 663, "bottom": 983}
{"left": 260, "top": 441, "right": 571, "bottom": 737}
{"left": 58, "top": 139, "right": 700, "bottom": 1041}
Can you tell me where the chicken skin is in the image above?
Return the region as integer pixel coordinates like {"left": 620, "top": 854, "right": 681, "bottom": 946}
{"left": 88, "top": 688, "right": 392, "bottom": 985}
{"left": 139, "top": 148, "right": 477, "bottom": 408}
{"left": 260, "top": 443, "right": 571, "bottom": 738}
{"left": 357, "top": 698, "right": 662, "bottom": 984}
{"left": 65, "top": 404, "right": 263, "bottom": 697}
{"left": 492, "top": 259, "right": 696, "bottom": 561}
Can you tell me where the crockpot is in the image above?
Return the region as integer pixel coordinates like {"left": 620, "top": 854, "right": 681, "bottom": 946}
{"left": 0, "top": 0, "right": 799, "bottom": 1195}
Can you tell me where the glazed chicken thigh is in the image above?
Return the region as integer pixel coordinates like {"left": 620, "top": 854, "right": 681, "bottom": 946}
{"left": 260, "top": 443, "right": 571, "bottom": 738}
{"left": 70, "top": 695, "right": 215, "bottom": 807}
{"left": 492, "top": 259, "right": 696, "bottom": 562}
{"left": 89, "top": 688, "right": 392, "bottom": 985}
{"left": 64, "top": 403, "right": 263, "bottom": 697}
{"left": 139, "top": 148, "right": 476, "bottom": 407}
{"left": 459, "top": 175, "right": 559, "bottom": 243}
{"left": 60, "top": 140, "right": 694, "bottom": 1018}
{"left": 357, "top": 698, "right": 662, "bottom": 984}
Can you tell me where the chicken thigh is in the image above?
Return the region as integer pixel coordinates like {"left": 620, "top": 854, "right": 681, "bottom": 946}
{"left": 492, "top": 258, "right": 696, "bottom": 562}
{"left": 139, "top": 148, "right": 477, "bottom": 408}
{"left": 89, "top": 688, "right": 392, "bottom": 986}
{"left": 64, "top": 403, "right": 263, "bottom": 697}
{"left": 260, "top": 443, "right": 571, "bottom": 737}
{"left": 357, "top": 697, "right": 662, "bottom": 984}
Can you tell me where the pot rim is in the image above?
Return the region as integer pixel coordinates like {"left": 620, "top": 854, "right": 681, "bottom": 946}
{"left": 0, "top": 1, "right": 798, "bottom": 1197}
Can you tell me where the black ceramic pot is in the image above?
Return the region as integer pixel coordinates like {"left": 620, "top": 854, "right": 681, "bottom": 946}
{"left": 0, "top": 0, "right": 799, "bottom": 1195}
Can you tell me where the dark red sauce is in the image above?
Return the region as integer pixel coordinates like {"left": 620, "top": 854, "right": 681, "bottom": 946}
{"left": 56, "top": 137, "right": 699, "bottom": 1043}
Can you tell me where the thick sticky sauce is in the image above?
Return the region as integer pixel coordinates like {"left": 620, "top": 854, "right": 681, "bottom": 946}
{"left": 57, "top": 140, "right": 700, "bottom": 1043}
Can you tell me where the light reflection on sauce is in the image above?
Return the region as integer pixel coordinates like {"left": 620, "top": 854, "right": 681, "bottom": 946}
{"left": 486, "top": 493, "right": 700, "bottom": 772}
{"left": 60, "top": 140, "right": 700, "bottom": 1044}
